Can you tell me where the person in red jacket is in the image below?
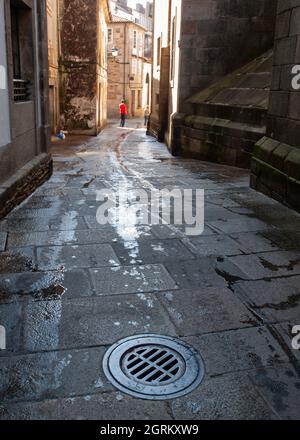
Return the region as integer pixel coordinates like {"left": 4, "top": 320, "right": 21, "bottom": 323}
{"left": 119, "top": 99, "right": 128, "bottom": 127}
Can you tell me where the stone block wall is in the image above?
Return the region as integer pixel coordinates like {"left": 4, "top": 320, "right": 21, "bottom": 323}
{"left": 251, "top": 0, "right": 300, "bottom": 211}
{"left": 59, "top": 0, "right": 109, "bottom": 134}
{"left": 148, "top": 0, "right": 171, "bottom": 140}
{"left": 148, "top": 47, "right": 171, "bottom": 141}
{"left": 60, "top": 0, "right": 98, "bottom": 132}
{"left": 178, "top": 0, "right": 277, "bottom": 111}
{"left": 172, "top": 50, "right": 273, "bottom": 168}
{"left": 266, "top": 0, "right": 300, "bottom": 145}
{"left": 0, "top": 154, "right": 53, "bottom": 220}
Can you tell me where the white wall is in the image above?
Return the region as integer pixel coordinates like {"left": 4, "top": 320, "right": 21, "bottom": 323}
{"left": 0, "top": 0, "right": 11, "bottom": 147}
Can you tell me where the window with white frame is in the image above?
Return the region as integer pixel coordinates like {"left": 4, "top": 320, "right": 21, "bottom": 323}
{"left": 108, "top": 28, "right": 113, "bottom": 45}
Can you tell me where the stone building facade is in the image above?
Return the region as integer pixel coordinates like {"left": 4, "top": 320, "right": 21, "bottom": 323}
{"left": 134, "top": 2, "right": 153, "bottom": 32}
{"left": 46, "top": 0, "right": 60, "bottom": 134}
{"left": 110, "top": 0, "right": 133, "bottom": 20}
{"left": 59, "top": 0, "right": 111, "bottom": 135}
{"left": 107, "top": 17, "right": 152, "bottom": 118}
{"left": 149, "top": 0, "right": 300, "bottom": 212}
{"left": 251, "top": 0, "right": 300, "bottom": 211}
{"left": 149, "top": 0, "right": 277, "bottom": 147}
{"left": 0, "top": 0, "right": 52, "bottom": 218}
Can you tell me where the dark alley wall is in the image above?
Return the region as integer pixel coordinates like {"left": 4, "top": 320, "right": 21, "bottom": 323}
{"left": 0, "top": 0, "right": 52, "bottom": 219}
{"left": 267, "top": 0, "right": 300, "bottom": 146}
{"left": 251, "top": 0, "right": 300, "bottom": 211}
{"left": 178, "top": 0, "right": 277, "bottom": 110}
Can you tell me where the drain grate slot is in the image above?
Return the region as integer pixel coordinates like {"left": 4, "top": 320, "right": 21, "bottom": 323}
{"left": 144, "top": 348, "right": 158, "bottom": 359}
{"left": 103, "top": 335, "right": 205, "bottom": 400}
{"left": 123, "top": 345, "right": 184, "bottom": 386}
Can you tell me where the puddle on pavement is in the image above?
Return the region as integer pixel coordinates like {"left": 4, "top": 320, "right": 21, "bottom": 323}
{"left": 83, "top": 176, "right": 97, "bottom": 188}
{"left": 0, "top": 252, "right": 36, "bottom": 274}
{"left": 0, "top": 284, "right": 65, "bottom": 303}
{"left": 0, "top": 271, "right": 66, "bottom": 303}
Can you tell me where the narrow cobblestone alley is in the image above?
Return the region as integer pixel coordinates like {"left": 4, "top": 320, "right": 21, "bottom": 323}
{"left": 0, "top": 120, "right": 300, "bottom": 420}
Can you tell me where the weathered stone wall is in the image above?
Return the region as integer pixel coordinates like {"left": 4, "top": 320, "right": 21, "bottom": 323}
{"left": 60, "top": 0, "right": 98, "bottom": 132}
{"left": 149, "top": 0, "right": 277, "bottom": 149}
{"left": 47, "top": 0, "right": 60, "bottom": 134}
{"left": 148, "top": 0, "right": 170, "bottom": 139}
{"left": 266, "top": 0, "right": 300, "bottom": 146}
{"left": 0, "top": 154, "right": 52, "bottom": 220}
{"left": 60, "top": 0, "right": 109, "bottom": 134}
{"left": 174, "top": 51, "right": 273, "bottom": 168}
{"left": 178, "top": 0, "right": 277, "bottom": 111}
{"left": 251, "top": 0, "right": 300, "bottom": 211}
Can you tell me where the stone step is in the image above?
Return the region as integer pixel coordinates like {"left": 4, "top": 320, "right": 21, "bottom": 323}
{"left": 192, "top": 101, "right": 267, "bottom": 127}
{"left": 187, "top": 51, "right": 272, "bottom": 126}
{"left": 179, "top": 115, "right": 266, "bottom": 169}
{"left": 175, "top": 51, "right": 273, "bottom": 168}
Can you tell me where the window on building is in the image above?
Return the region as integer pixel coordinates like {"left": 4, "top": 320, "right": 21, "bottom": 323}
{"left": 108, "top": 28, "right": 113, "bottom": 45}
{"left": 138, "top": 90, "right": 142, "bottom": 108}
{"left": 157, "top": 37, "right": 161, "bottom": 67}
{"left": 148, "top": 3, "right": 153, "bottom": 18}
{"left": 133, "top": 30, "right": 137, "bottom": 49}
{"left": 11, "top": 5, "right": 21, "bottom": 79}
{"left": 10, "top": 1, "right": 32, "bottom": 102}
{"left": 144, "top": 33, "right": 152, "bottom": 59}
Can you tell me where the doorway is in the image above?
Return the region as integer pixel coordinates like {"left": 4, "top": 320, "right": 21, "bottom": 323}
{"left": 131, "top": 90, "right": 136, "bottom": 116}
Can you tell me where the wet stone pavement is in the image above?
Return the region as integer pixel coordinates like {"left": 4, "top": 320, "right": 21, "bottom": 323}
{"left": 0, "top": 120, "right": 300, "bottom": 420}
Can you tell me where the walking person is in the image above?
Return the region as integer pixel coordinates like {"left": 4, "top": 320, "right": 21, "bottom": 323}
{"left": 119, "top": 99, "right": 128, "bottom": 128}
{"left": 144, "top": 105, "right": 150, "bottom": 127}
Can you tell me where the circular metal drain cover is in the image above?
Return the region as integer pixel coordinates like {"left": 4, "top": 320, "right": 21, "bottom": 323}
{"left": 103, "top": 334, "right": 205, "bottom": 400}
